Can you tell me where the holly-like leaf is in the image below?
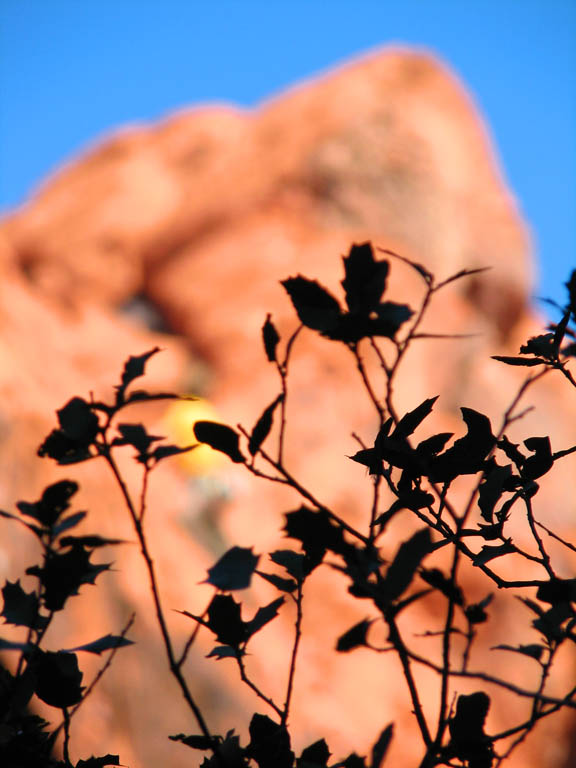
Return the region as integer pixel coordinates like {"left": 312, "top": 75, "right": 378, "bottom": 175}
{"left": 114, "top": 423, "right": 163, "bottom": 454}
{"left": 334, "top": 755, "right": 367, "bottom": 768}
{"left": 465, "top": 594, "right": 493, "bottom": 625}
{"left": 522, "top": 436, "right": 553, "bottom": 480}
{"left": 491, "top": 355, "right": 550, "bottom": 367}
{"left": 336, "top": 619, "right": 372, "bottom": 652}
{"left": 75, "top": 756, "right": 122, "bottom": 768}
{"left": 269, "top": 550, "right": 305, "bottom": 580}
{"left": 58, "top": 534, "right": 126, "bottom": 548}
{"left": 429, "top": 408, "right": 495, "bottom": 483}
{"left": 52, "top": 511, "right": 87, "bottom": 537}
{"left": 193, "top": 421, "right": 245, "bottom": 463}
{"left": 472, "top": 541, "right": 515, "bottom": 567}
{"left": 151, "top": 444, "right": 196, "bottom": 463}
{"left": 38, "top": 429, "right": 94, "bottom": 465}
{"left": 382, "top": 528, "right": 433, "bottom": 603}
{"left": 492, "top": 644, "right": 544, "bottom": 661}
{"left": 32, "top": 650, "right": 84, "bottom": 708}
{"left": 371, "top": 724, "right": 393, "bottom": 768}
{"left": 169, "top": 733, "right": 216, "bottom": 750}
{"left": 68, "top": 634, "right": 134, "bottom": 655}
{"left": 249, "top": 395, "right": 283, "bottom": 456}
{"left": 447, "top": 692, "right": 493, "bottom": 766}
{"left": 478, "top": 463, "right": 512, "bottom": 522}
{"left": 246, "top": 713, "right": 294, "bottom": 768}
{"left": 245, "top": 597, "right": 285, "bottom": 639}
{"left": 1, "top": 581, "right": 48, "bottom": 630}
{"left": 282, "top": 276, "right": 342, "bottom": 333}
{"left": 392, "top": 397, "right": 438, "bottom": 440}
{"left": 17, "top": 480, "right": 79, "bottom": 528}
{"left": 205, "top": 594, "right": 246, "bottom": 647}
{"left": 341, "top": 242, "right": 389, "bottom": 314}
{"left": 297, "top": 738, "right": 331, "bottom": 767}
{"left": 256, "top": 570, "right": 298, "bottom": 593}
{"left": 30, "top": 545, "right": 111, "bottom": 611}
{"left": 205, "top": 547, "right": 260, "bottom": 591}
{"left": 120, "top": 348, "right": 161, "bottom": 391}
{"left": 206, "top": 645, "right": 239, "bottom": 660}
{"left": 262, "top": 314, "right": 280, "bottom": 363}
{"left": 57, "top": 397, "right": 100, "bottom": 444}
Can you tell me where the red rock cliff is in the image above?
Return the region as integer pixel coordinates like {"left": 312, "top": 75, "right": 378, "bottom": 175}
{"left": 0, "top": 49, "right": 575, "bottom": 767}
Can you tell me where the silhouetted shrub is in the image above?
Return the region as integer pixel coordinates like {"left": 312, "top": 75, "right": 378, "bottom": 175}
{"left": 2, "top": 243, "right": 576, "bottom": 767}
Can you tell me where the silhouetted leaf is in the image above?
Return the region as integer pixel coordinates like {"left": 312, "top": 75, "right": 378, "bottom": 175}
{"left": 206, "top": 594, "right": 246, "bottom": 647}
{"left": 38, "top": 429, "right": 94, "bottom": 464}
{"left": 367, "top": 302, "right": 413, "bottom": 339}
{"left": 420, "top": 568, "right": 463, "bottom": 605}
{"left": 113, "top": 423, "right": 164, "bottom": 461}
{"left": 256, "top": 570, "right": 297, "bottom": 593}
{"left": 269, "top": 550, "right": 305, "bottom": 580}
{"left": 169, "top": 733, "right": 216, "bottom": 750}
{"left": 262, "top": 314, "right": 280, "bottom": 363}
{"left": 57, "top": 397, "right": 100, "bottom": 444}
{"left": 497, "top": 436, "right": 526, "bottom": 467}
{"left": 334, "top": 755, "right": 367, "bottom": 768}
{"left": 371, "top": 724, "right": 393, "bottom": 768}
{"left": 349, "top": 448, "right": 382, "bottom": 476}
{"left": 32, "top": 651, "right": 84, "bottom": 708}
{"left": 478, "top": 463, "right": 512, "bottom": 522}
{"left": 52, "top": 511, "right": 87, "bottom": 537}
{"left": 68, "top": 635, "right": 134, "bottom": 655}
{"left": 1, "top": 581, "right": 48, "bottom": 630}
{"left": 120, "top": 348, "right": 161, "bottom": 390}
{"left": 429, "top": 408, "right": 495, "bottom": 483}
{"left": 520, "top": 333, "right": 557, "bottom": 359}
{"left": 472, "top": 541, "right": 515, "bottom": 567}
{"left": 59, "top": 534, "right": 126, "bottom": 548}
{"left": 465, "top": 595, "right": 493, "bottom": 625}
{"left": 206, "top": 547, "right": 260, "bottom": 591}
{"left": 447, "top": 692, "right": 493, "bottom": 767}
{"left": 491, "top": 355, "right": 550, "bottom": 367}
{"left": 536, "top": 578, "right": 576, "bottom": 606}
{"left": 249, "top": 395, "right": 283, "bottom": 456}
{"left": 206, "top": 646, "right": 239, "bottom": 660}
{"left": 284, "top": 506, "right": 346, "bottom": 572}
{"left": 336, "top": 619, "right": 372, "bottom": 652}
{"left": 282, "top": 276, "right": 342, "bottom": 334}
{"left": 28, "top": 545, "right": 111, "bottom": 611}
{"left": 522, "top": 436, "right": 553, "bottom": 480}
{"left": 151, "top": 443, "right": 196, "bottom": 462}
{"left": 297, "top": 739, "right": 331, "bottom": 767}
{"left": 193, "top": 421, "right": 245, "bottom": 463}
{"left": 75, "top": 756, "right": 121, "bottom": 768}
{"left": 17, "top": 480, "right": 79, "bottom": 527}
{"left": 341, "top": 242, "right": 389, "bottom": 314}
{"left": 246, "top": 713, "right": 294, "bottom": 768}
{"left": 382, "top": 528, "right": 433, "bottom": 603}
{"left": 245, "top": 597, "right": 285, "bottom": 639}
{"left": 392, "top": 397, "right": 438, "bottom": 440}
{"left": 492, "top": 644, "right": 544, "bottom": 661}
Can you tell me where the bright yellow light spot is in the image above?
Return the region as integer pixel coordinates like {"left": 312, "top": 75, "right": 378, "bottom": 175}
{"left": 164, "top": 398, "right": 225, "bottom": 475}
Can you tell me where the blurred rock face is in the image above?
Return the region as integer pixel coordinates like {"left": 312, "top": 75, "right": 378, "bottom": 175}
{"left": 0, "top": 50, "right": 575, "bottom": 767}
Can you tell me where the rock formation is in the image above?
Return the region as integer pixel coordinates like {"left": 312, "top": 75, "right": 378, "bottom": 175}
{"left": 0, "top": 49, "right": 575, "bottom": 767}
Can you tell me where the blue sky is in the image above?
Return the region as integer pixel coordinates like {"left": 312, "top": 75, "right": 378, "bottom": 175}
{"left": 1, "top": 0, "right": 574, "bottom": 308}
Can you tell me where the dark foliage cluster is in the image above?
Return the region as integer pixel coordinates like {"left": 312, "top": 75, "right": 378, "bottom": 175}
{"left": 1, "top": 243, "right": 576, "bottom": 767}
